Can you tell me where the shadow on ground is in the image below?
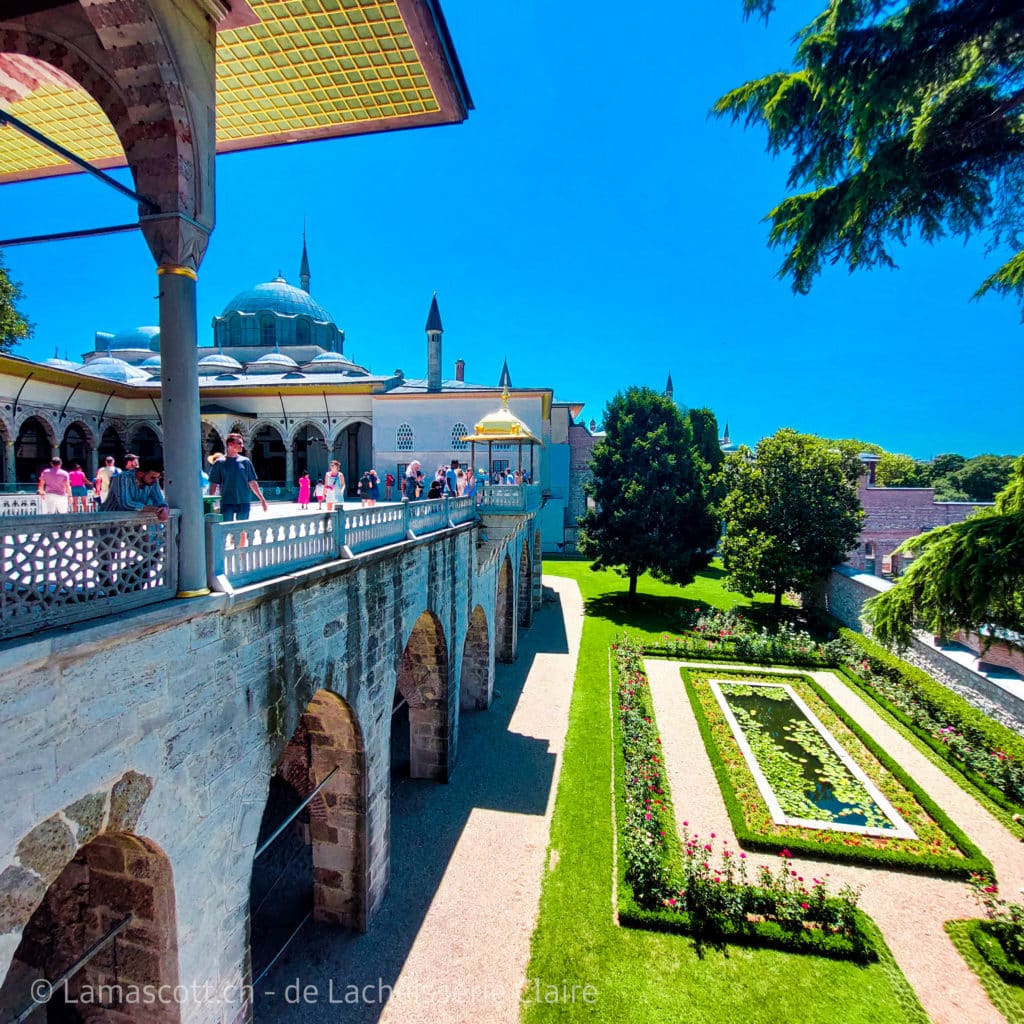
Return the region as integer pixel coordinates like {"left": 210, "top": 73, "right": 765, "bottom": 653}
{"left": 252, "top": 589, "right": 571, "bottom": 1024}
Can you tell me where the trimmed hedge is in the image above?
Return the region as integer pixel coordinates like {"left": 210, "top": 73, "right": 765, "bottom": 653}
{"left": 839, "top": 629, "right": 1024, "bottom": 817}
{"left": 682, "top": 666, "right": 993, "bottom": 880}
{"left": 946, "top": 920, "right": 1024, "bottom": 1024}
{"left": 969, "top": 920, "right": 1024, "bottom": 986}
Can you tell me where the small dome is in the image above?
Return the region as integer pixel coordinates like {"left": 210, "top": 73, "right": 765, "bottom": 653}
{"left": 46, "top": 356, "right": 81, "bottom": 371}
{"left": 221, "top": 278, "right": 333, "bottom": 323}
{"left": 198, "top": 353, "right": 244, "bottom": 375}
{"left": 245, "top": 352, "right": 300, "bottom": 374}
{"left": 140, "top": 355, "right": 161, "bottom": 368}
{"left": 80, "top": 356, "right": 150, "bottom": 384}
{"left": 302, "top": 352, "right": 352, "bottom": 373}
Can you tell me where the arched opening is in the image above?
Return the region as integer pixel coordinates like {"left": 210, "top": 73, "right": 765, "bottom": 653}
{"left": 460, "top": 605, "right": 491, "bottom": 710}
{"left": 0, "top": 833, "right": 180, "bottom": 1024}
{"left": 293, "top": 423, "right": 327, "bottom": 484}
{"left": 60, "top": 422, "right": 92, "bottom": 472}
{"left": 331, "top": 421, "right": 371, "bottom": 494}
{"left": 98, "top": 427, "right": 125, "bottom": 467}
{"left": 518, "top": 542, "right": 533, "bottom": 628}
{"left": 201, "top": 424, "right": 224, "bottom": 461}
{"left": 14, "top": 415, "right": 53, "bottom": 484}
{"left": 249, "top": 691, "right": 368, "bottom": 983}
{"left": 129, "top": 425, "right": 162, "bottom": 465}
{"left": 495, "top": 554, "right": 515, "bottom": 663}
{"left": 250, "top": 424, "right": 286, "bottom": 485}
{"left": 393, "top": 611, "right": 450, "bottom": 781}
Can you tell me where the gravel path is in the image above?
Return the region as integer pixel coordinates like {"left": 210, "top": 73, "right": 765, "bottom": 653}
{"left": 645, "top": 659, "right": 1024, "bottom": 1024}
{"left": 255, "top": 575, "right": 583, "bottom": 1024}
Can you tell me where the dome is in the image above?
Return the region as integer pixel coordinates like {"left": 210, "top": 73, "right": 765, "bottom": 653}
{"left": 221, "top": 277, "right": 333, "bottom": 323}
{"left": 46, "top": 356, "right": 81, "bottom": 371}
{"left": 302, "top": 352, "right": 352, "bottom": 373}
{"left": 80, "top": 356, "right": 151, "bottom": 384}
{"left": 466, "top": 390, "right": 540, "bottom": 443}
{"left": 96, "top": 326, "right": 161, "bottom": 352}
{"left": 245, "top": 352, "right": 300, "bottom": 374}
{"left": 198, "top": 353, "right": 243, "bottom": 375}
{"left": 140, "top": 355, "right": 161, "bottom": 368}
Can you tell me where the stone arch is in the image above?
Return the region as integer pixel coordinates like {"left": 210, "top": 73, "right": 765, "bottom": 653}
{"left": 60, "top": 418, "right": 95, "bottom": 470}
{"left": 495, "top": 553, "right": 515, "bottom": 663}
{"left": 13, "top": 413, "right": 56, "bottom": 483}
{"left": 249, "top": 422, "right": 287, "bottom": 484}
{"left": 129, "top": 422, "right": 163, "bottom": 464}
{"left": 99, "top": 425, "right": 127, "bottom": 465}
{"left": 0, "top": 832, "right": 181, "bottom": 1023}
{"left": 289, "top": 420, "right": 328, "bottom": 483}
{"left": 460, "top": 604, "right": 492, "bottom": 710}
{"left": 249, "top": 692, "right": 367, "bottom": 966}
{"left": 330, "top": 420, "right": 372, "bottom": 491}
{"left": 200, "top": 421, "right": 224, "bottom": 459}
{"left": 394, "top": 611, "right": 450, "bottom": 781}
{"left": 518, "top": 541, "right": 533, "bottom": 629}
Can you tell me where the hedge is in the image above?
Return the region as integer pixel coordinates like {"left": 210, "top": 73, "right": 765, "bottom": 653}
{"left": 967, "top": 919, "right": 1024, "bottom": 986}
{"left": 682, "top": 666, "right": 993, "bottom": 880}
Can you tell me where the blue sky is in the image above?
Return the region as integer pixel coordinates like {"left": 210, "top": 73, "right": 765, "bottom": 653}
{"left": 2, "top": 1, "right": 1022, "bottom": 459}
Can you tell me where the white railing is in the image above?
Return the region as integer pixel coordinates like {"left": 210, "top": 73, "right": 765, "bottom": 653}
{"left": 0, "top": 511, "right": 180, "bottom": 640}
{"left": 477, "top": 483, "right": 543, "bottom": 513}
{"left": 0, "top": 494, "right": 41, "bottom": 516}
{"left": 205, "top": 496, "right": 498, "bottom": 593}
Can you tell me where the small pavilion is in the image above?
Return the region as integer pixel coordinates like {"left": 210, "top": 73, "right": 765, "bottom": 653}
{"left": 462, "top": 389, "right": 542, "bottom": 482}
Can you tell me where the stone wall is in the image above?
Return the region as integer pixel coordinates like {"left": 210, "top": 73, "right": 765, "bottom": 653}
{"left": 0, "top": 513, "right": 539, "bottom": 1024}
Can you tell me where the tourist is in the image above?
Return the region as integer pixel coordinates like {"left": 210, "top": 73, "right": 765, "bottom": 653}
{"left": 123, "top": 452, "right": 140, "bottom": 473}
{"left": 415, "top": 469, "right": 425, "bottom": 498}
{"left": 104, "top": 460, "right": 170, "bottom": 521}
{"left": 455, "top": 468, "right": 465, "bottom": 495}
{"left": 426, "top": 478, "right": 443, "bottom": 500}
{"left": 297, "top": 471, "right": 311, "bottom": 510}
{"left": 208, "top": 433, "right": 269, "bottom": 521}
{"left": 324, "top": 460, "right": 345, "bottom": 511}
{"left": 367, "top": 469, "right": 380, "bottom": 507}
{"left": 94, "top": 455, "right": 119, "bottom": 505}
{"left": 314, "top": 480, "right": 325, "bottom": 509}
{"left": 358, "top": 470, "right": 372, "bottom": 507}
{"left": 463, "top": 470, "right": 477, "bottom": 502}
{"left": 384, "top": 470, "right": 395, "bottom": 501}
{"left": 404, "top": 460, "right": 421, "bottom": 501}
{"left": 67, "top": 462, "right": 91, "bottom": 512}
{"left": 445, "top": 459, "right": 460, "bottom": 496}
{"left": 38, "top": 456, "right": 71, "bottom": 514}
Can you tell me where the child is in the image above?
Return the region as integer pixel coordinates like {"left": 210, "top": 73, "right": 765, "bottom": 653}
{"left": 314, "top": 480, "right": 325, "bottom": 509}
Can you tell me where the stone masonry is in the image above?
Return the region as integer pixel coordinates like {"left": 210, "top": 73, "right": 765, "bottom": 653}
{"left": 0, "top": 512, "right": 539, "bottom": 1024}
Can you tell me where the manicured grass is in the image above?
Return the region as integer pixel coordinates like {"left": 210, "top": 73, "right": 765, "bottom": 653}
{"left": 522, "top": 562, "right": 928, "bottom": 1024}
{"left": 946, "top": 920, "right": 1024, "bottom": 1024}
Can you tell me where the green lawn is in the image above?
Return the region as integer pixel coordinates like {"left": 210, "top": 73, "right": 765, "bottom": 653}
{"left": 522, "top": 561, "right": 927, "bottom": 1024}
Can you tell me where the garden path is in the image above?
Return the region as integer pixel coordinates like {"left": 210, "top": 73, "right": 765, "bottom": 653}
{"left": 645, "top": 659, "right": 1024, "bottom": 1024}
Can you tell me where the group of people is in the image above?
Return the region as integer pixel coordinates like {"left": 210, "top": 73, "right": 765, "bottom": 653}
{"left": 37, "top": 452, "right": 168, "bottom": 519}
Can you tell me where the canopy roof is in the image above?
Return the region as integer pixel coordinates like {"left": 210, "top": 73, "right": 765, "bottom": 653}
{"left": 461, "top": 389, "right": 542, "bottom": 446}
{"left": 0, "top": 0, "right": 472, "bottom": 183}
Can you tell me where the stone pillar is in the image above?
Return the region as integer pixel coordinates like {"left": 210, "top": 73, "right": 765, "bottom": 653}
{"left": 86, "top": 446, "right": 98, "bottom": 480}
{"left": 285, "top": 446, "right": 295, "bottom": 490}
{"left": 157, "top": 264, "right": 207, "bottom": 596}
{"left": 4, "top": 440, "right": 14, "bottom": 485}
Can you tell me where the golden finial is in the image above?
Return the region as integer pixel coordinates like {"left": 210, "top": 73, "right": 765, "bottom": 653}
{"left": 501, "top": 386, "right": 510, "bottom": 410}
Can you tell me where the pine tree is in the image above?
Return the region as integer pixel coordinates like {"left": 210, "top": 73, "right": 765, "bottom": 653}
{"left": 716, "top": 1, "right": 1024, "bottom": 311}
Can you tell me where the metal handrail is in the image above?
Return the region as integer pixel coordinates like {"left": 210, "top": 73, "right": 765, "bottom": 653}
{"left": 254, "top": 765, "right": 340, "bottom": 860}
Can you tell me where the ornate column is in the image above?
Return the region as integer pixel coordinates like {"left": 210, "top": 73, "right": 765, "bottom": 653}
{"left": 285, "top": 445, "right": 295, "bottom": 491}
{"left": 4, "top": 439, "right": 14, "bottom": 485}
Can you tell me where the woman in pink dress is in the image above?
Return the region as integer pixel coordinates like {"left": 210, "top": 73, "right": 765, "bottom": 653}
{"left": 297, "top": 471, "right": 311, "bottom": 510}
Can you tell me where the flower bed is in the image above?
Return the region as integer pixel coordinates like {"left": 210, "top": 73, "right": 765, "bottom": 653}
{"left": 968, "top": 874, "right": 1024, "bottom": 985}
{"left": 684, "top": 666, "right": 992, "bottom": 878}
{"left": 614, "top": 636, "right": 876, "bottom": 960}
{"left": 838, "top": 629, "right": 1024, "bottom": 818}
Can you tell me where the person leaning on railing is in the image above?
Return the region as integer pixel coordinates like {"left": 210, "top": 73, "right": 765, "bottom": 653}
{"left": 103, "top": 461, "right": 170, "bottom": 522}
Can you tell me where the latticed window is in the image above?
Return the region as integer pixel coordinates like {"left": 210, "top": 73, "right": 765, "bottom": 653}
{"left": 295, "top": 319, "right": 310, "bottom": 345}
{"left": 229, "top": 316, "right": 241, "bottom": 347}
{"left": 260, "top": 316, "right": 275, "bottom": 347}
{"left": 396, "top": 423, "right": 413, "bottom": 451}
{"left": 451, "top": 423, "right": 468, "bottom": 450}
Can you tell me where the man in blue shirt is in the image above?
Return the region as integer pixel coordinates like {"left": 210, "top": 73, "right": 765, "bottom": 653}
{"left": 208, "top": 433, "right": 268, "bottom": 521}
{"left": 104, "top": 462, "right": 170, "bottom": 521}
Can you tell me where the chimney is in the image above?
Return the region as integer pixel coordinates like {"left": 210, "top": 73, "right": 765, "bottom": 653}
{"left": 425, "top": 293, "right": 443, "bottom": 393}
{"left": 858, "top": 453, "right": 880, "bottom": 486}
{"left": 455, "top": 358, "right": 465, "bottom": 382}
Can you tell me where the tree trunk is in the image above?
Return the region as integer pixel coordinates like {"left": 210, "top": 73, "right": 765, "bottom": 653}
{"left": 774, "top": 588, "right": 783, "bottom": 608}
{"left": 629, "top": 569, "right": 638, "bottom": 598}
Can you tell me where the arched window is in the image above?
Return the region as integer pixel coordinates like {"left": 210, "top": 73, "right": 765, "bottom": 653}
{"left": 229, "top": 315, "right": 242, "bottom": 347}
{"left": 295, "top": 318, "right": 310, "bottom": 346}
{"left": 261, "top": 316, "right": 275, "bottom": 347}
{"left": 396, "top": 423, "right": 413, "bottom": 451}
{"left": 451, "top": 423, "right": 468, "bottom": 451}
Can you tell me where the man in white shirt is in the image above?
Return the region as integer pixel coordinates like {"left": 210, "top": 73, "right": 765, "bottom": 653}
{"left": 94, "top": 455, "right": 119, "bottom": 504}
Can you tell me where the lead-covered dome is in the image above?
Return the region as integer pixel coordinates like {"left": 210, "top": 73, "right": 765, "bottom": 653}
{"left": 221, "top": 277, "right": 333, "bottom": 323}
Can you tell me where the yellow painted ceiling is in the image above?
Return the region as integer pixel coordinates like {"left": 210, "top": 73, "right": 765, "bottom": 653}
{"left": 0, "top": 0, "right": 460, "bottom": 182}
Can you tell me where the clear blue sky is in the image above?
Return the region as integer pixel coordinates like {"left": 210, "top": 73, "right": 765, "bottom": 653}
{"left": 2, "top": 1, "right": 1021, "bottom": 459}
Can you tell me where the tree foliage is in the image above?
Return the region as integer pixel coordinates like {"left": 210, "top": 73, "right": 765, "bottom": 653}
{"left": 716, "top": 1, "right": 1024, "bottom": 313}
{"left": 865, "top": 456, "right": 1024, "bottom": 645}
{"left": 875, "top": 451, "right": 926, "bottom": 488}
{"left": 0, "top": 252, "right": 32, "bottom": 354}
{"left": 577, "top": 387, "right": 714, "bottom": 597}
{"left": 685, "top": 407, "right": 726, "bottom": 557}
{"left": 720, "top": 429, "right": 864, "bottom": 605}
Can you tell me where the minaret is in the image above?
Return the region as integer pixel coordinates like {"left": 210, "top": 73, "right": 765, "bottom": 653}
{"left": 299, "top": 228, "right": 311, "bottom": 293}
{"left": 723, "top": 422, "right": 731, "bottom": 445}
{"left": 426, "top": 293, "right": 443, "bottom": 392}
{"left": 665, "top": 372, "right": 674, "bottom": 401}
{"left": 498, "top": 356, "right": 512, "bottom": 389}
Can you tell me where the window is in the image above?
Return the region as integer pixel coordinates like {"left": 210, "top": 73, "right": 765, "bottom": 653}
{"left": 451, "top": 422, "right": 468, "bottom": 450}
{"left": 229, "top": 315, "right": 241, "bottom": 347}
{"left": 396, "top": 423, "right": 413, "bottom": 451}
{"left": 261, "top": 316, "right": 275, "bottom": 347}
{"left": 295, "top": 318, "right": 310, "bottom": 345}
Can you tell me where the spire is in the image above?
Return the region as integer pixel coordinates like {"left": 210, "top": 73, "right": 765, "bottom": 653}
{"left": 498, "top": 356, "right": 512, "bottom": 389}
{"left": 299, "top": 225, "right": 311, "bottom": 293}
{"left": 425, "top": 292, "right": 443, "bottom": 333}
{"left": 723, "top": 421, "right": 730, "bottom": 444}
{"left": 665, "top": 372, "right": 674, "bottom": 400}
